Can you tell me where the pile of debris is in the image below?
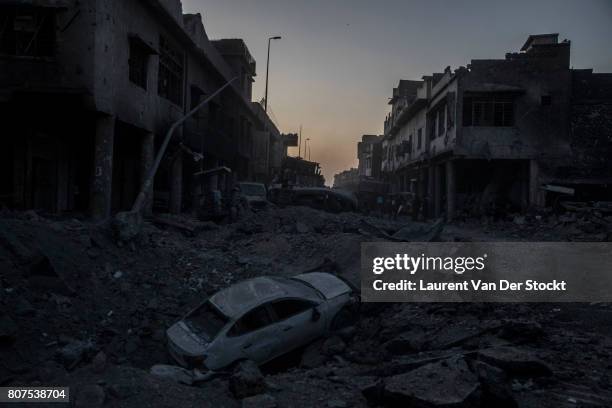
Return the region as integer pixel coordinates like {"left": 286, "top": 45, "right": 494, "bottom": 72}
{"left": 1, "top": 206, "right": 611, "bottom": 407}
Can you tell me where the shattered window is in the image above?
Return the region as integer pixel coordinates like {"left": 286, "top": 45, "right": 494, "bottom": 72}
{"left": 185, "top": 301, "right": 229, "bottom": 341}
{"left": 228, "top": 305, "right": 274, "bottom": 336}
{"left": 0, "top": 7, "right": 56, "bottom": 57}
{"left": 271, "top": 299, "right": 315, "bottom": 320}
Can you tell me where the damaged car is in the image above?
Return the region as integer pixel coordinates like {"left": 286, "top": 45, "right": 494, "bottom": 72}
{"left": 269, "top": 186, "right": 358, "bottom": 213}
{"left": 237, "top": 182, "right": 269, "bottom": 210}
{"left": 166, "top": 273, "right": 359, "bottom": 370}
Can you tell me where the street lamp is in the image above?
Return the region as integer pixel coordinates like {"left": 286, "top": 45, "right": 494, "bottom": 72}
{"left": 264, "top": 35, "right": 282, "bottom": 112}
{"left": 305, "top": 138, "right": 310, "bottom": 161}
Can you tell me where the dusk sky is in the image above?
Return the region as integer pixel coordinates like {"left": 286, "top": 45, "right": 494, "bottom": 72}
{"left": 182, "top": 0, "right": 612, "bottom": 184}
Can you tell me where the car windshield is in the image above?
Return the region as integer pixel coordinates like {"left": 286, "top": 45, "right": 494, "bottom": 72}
{"left": 239, "top": 183, "right": 266, "bottom": 197}
{"left": 185, "top": 301, "right": 229, "bottom": 341}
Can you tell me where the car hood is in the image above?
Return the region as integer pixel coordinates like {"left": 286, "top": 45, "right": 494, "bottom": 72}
{"left": 293, "top": 272, "right": 352, "bottom": 299}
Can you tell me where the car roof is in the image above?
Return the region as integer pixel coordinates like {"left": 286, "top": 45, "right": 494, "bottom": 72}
{"left": 209, "top": 276, "right": 319, "bottom": 318}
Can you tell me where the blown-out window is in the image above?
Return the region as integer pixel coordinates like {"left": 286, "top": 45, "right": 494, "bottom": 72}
{"left": 129, "top": 41, "right": 149, "bottom": 89}
{"left": 158, "top": 35, "right": 184, "bottom": 106}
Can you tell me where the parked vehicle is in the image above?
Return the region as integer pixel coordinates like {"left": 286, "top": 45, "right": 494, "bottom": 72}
{"left": 268, "top": 187, "right": 358, "bottom": 213}
{"left": 236, "top": 182, "right": 269, "bottom": 210}
{"left": 166, "top": 273, "right": 359, "bottom": 370}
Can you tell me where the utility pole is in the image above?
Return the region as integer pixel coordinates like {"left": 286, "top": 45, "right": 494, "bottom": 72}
{"left": 298, "top": 125, "right": 302, "bottom": 158}
{"left": 264, "top": 36, "right": 282, "bottom": 112}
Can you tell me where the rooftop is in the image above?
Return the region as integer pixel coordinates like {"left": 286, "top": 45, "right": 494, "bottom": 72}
{"left": 520, "top": 33, "right": 559, "bottom": 51}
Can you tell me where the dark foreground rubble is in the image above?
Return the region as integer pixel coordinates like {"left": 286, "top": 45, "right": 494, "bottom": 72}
{"left": 1, "top": 207, "right": 611, "bottom": 407}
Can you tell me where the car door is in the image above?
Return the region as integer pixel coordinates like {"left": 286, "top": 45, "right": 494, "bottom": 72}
{"left": 226, "top": 304, "right": 280, "bottom": 364}
{"left": 269, "top": 299, "right": 324, "bottom": 357}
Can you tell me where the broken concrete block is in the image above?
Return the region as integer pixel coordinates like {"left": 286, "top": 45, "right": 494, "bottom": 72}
{"left": 149, "top": 364, "right": 194, "bottom": 385}
{"left": 473, "top": 360, "right": 517, "bottom": 407}
{"left": 14, "top": 297, "right": 36, "bottom": 317}
{"left": 478, "top": 347, "right": 552, "bottom": 377}
{"left": 384, "top": 329, "right": 428, "bottom": 354}
{"left": 74, "top": 384, "right": 105, "bottom": 408}
{"left": 300, "top": 339, "right": 327, "bottom": 369}
{"left": 327, "top": 399, "right": 348, "bottom": 408}
{"left": 497, "top": 320, "right": 544, "bottom": 343}
{"left": 295, "top": 221, "right": 310, "bottom": 233}
{"left": 360, "top": 379, "right": 385, "bottom": 405}
{"left": 242, "top": 393, "right": 277, "bottom": 408}
{"left": 383, "top": 358, "right": 481, "bottom": 407}
{"left": 37, "top": 360, "right": 67, "bottom": 383}
{"left": 112, "top": 211, "right": 143, "bottom": 242}
{"left": 57, "top": 339, "right": 95, "bottom": 369}
{"left": 91, "top": 351, "right": 107, "bottom": 373}
{"left": 229, "top": 360, "right": 267, "bottom": 399}
{"left": 322, "top": 335, "right": 346, "bottom": 356}
{"left": 0, "top": 315, "right": 18, "bottom": 343}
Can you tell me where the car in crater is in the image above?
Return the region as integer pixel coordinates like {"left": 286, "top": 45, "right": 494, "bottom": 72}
{"left": 166, "top": 273, "right": 359, "bottom": 370}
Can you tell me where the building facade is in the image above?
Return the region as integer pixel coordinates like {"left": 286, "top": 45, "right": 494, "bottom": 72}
{"left": 381, "top": 34, "right": 612, "bottom": 220}
{"left": 0, "top": 0, "right": 280, "bottom": 219}
{"left": 357, "top": 134, "right": 383, "bottom": 179}
{"left": 333, "top": 168, "right": 359, "bottom": 191}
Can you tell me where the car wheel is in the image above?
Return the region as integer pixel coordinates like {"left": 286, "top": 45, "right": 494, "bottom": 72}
{"left": 330, "top": 307, "right": 357, "bottom": 332}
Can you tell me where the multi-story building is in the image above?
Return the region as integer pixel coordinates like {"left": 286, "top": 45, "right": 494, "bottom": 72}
{"left": 281, "top": 157, "right": 325, "bottom": 187}
{"left": 382, "top": 79, "right": 430, "bottom": 194}
{"left": 382, "top": 34, "right": 612, "bottom": 219}
{"left": 251, "top": 102, "right": 283, "bottom": 183}
{"left": 333, "top": 168, "right": 359, "bottom": 191}
{"left": 0, "top": 0, "right": 280, "bottom": 219}
{"left": 357, "top": 134, "right": 383, "bottom": 179}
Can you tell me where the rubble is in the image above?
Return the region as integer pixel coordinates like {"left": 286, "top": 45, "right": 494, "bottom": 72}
{"left": 381, "top": 358, "right": 481, "bottom": 407}
{"left": 241, "top": 393, "right": 277, "bottom": 408}
{"left": 301, "top": 339, "right": 328, "bottom": 368}
{"left": 112, "top": 211, "right": 143, "bottom": 243}
{"left": 477, "top": 347, "right": 553, "bottom": 377}
{"left": 0, "top": 207, "right": 610, "bottom": 406}
{"left": 150, "top": 364, "right": 195, "bottom": 385}
{"left": 472, "top": 361, "right": 517, "bottom": 408}
{"left": 57, "top": 339, "right": 95, "bottom": 369}
{"left": 74, "top": 384, "right": 106, "bottom": 408}
{"left": 0, "top": 315, "right": 18, "bottom": 343}
{"left": 229, "top": 360, "right": 267, "bottom": 399}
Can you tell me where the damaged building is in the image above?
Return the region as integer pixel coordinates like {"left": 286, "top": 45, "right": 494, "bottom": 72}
{"left": 381, "top": 33, "right": 612, "bottom": 219}
{"left": 0, "top": 0, "right": 284, "bottom": 219}
{"left": 333, "top": 135, "right": 387, "bottom": 210}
